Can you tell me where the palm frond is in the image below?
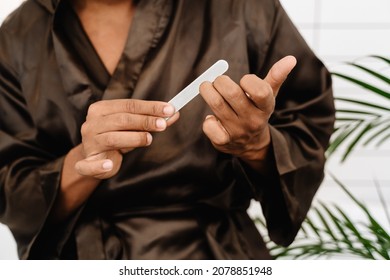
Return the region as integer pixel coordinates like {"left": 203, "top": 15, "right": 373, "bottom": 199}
{"left": 374, "top": 177, "right": 390, "bottom": 227}
{"left": 337, "top": 109, "right": 380, "bottom": 117}
{"left": 363, "top": 124, "right": 390, "bottom": 146}
{"left": 371, "top": 55, "right": 390, "bottom": 65}
{"left": 347, "top": 62, "right": 390, "bottom": 85}
{"left": 332, "top": 72, "right": 390, "bottom": 100}
{"left": 338, "top": 117, "right": 390, "bottom": 162}
{"left": 376, "top": 132, "right": 390, "bottom": 147}
{"left": 328, "top": 56, "right": 390, "bottom": 161}
{"left": 327, "top": 117, "right": 390, "bottom": 158}
{"left": 327, "top": 121, "right": 361, "bottom": 157}
{"left": 255, "top": 175, "right": 390, "bottom": 259}
{"left": 335, "top": 97, "right": 390, "bottom": 112}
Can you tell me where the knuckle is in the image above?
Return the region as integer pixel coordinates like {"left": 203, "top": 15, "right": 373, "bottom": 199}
{"left": 250, "top": 83, "right": 273, "bottom": 104}
{"left": 227, "top": 85, "right": 242, "bottom": 99}
{"left": 142, "top": 117, "right": 153, "bottom": 131}
{"left": 118, "top": 113, "right": 133, "bottom": 128}
{"left": 87, "top": 102, "right": 101, "bottom": 117}
{"left": 259, "top": 83, "right": 274, "bottom": 99}
{"left": 103, "top": 134, "right": 119, "bottom": 148}
{"left": 234, "top": 125, "right": 247, "bottom": 137}
{"left": 74, "top": 161, "right": 86, "bottom": 175}
{"left": 199, "top": 81, "right": 211, "bottom": 93}
{"left": 210, "top": 97, "right": 225, "bottom": 111}
{"left": 214, "top": 132, "right": 230, "bottom": 146}
{"left": 246, "top": 114, "right": 262, "bottom": 131}
{"left": 217, "top": 76, "right": 242, "bottom": 99}
{"left": 151, "top": 103, "right": 160, "bottom": 116}
{"left": 247, "top": 119, "right": 261, "bottom": 132}
{"left": 214, "top": 74, "right": 229, "bottom": 85}
{"left": 240, "top": 74, "right": 257, "bottom": 87}
{"left": 80, "top": 122, "right": 89, "bottom": 136}
{"left": 240, "top": 74, "right": 273, "bottom": 99}
{"left": 136, "top": 132, "right": 149, "bottom": 146}
{"left": 125, "top": 99, "right": 137, "bottom": 113}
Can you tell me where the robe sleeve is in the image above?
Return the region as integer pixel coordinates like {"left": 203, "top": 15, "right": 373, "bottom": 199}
{"left": 241, "top": 0, "right": 335, "bottom": 246}
{"left": 0, "top": 23, "right": 64, "bottom": 259}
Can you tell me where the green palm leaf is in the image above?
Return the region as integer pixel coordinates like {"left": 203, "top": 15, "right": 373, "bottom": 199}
{"left": 327, "top": 121, "right": 361, "bottom": 157}
{"left": 332, "top": 72, "right": 390, "bottom": 100}
{"left": 337, "top": 109, "right": 380, "bottom": 117}
{"left": 371, "top": 55, "right": 390, "bottom": 65}
{"left": 363, "top": 124, "right": 390, "bottom": 146}
{"left": 376, "top": 132, "right": 390, "bottom": 147}
{"left": 335, "top": 97, "right": 390, "bottom": 112}
{"left": 329, "top": 56, "right": 390, "bottom": 161}
{"left": 347, "top": 62, "right": 390, "bottom": 85}
{"left": 339, "top": 117, "right": 390, "bottom": 162}
{"left": 256, "top": 175, "right": 390, "bottom": 260}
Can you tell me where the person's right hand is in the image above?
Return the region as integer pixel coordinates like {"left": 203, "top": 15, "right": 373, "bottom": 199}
{"left": 75, "top": 99, "right": 178, "bottom": 179}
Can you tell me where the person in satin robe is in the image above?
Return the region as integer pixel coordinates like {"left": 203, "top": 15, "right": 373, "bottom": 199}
{"left": 0, "top": 0, "right": 335, "bottom": 259}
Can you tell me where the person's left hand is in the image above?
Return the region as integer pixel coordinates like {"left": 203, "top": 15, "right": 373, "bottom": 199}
{"left": 199, "top": 56, "right": 297, "bottom": 169}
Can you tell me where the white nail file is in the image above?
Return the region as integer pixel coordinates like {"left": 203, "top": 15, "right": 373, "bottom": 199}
{"left": 168, "top": 60, "right": 229, "bottom": 112}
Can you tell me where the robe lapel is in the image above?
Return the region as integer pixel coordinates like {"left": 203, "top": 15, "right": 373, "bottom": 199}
{"left": 52, "top": 33, "right": 97, "bottom": 111}
{"left": 34, "top": 0, "right": 60, "bottom": 14}
{"left": 102, "top": 0, "right": 173, "bottom": 100}
{"left": 49, "top": 0, "right": 173, "bottom": 107}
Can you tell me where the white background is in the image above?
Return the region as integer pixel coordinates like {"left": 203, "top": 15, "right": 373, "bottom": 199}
{"left": 1, "top": 0, "right": 390, "bottom": 259}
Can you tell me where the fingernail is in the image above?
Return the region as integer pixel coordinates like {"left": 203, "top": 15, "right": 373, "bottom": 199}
{"left": 205, "top": 115, "right": 213, "bottom": 120}
{"left": 163, "top": 105, "right": 175, "bottom": 116}
{"left": 156, "top": 118, "right": 166, "bottom": 129}
{"left": 146, "top": 133, "right": 153, "bottom": 145}
{"left": 102, "top": 160, "right": 113, "bottom": 171}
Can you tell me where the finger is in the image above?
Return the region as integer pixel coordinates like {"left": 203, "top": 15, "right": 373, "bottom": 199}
{"left": 166, "top": 111, "right": 180, "bottom": 127}
{"left": 202, "top": 115, "right": 230, "bottom": 146}
{"left": 86, "top": 113, "right": 168, "bottom": 134}
{"left": 264, "top": 55, "right": 297, "bottom": 96}
{"left": 199, "top": 81, "right": 237, "bottom": 122}
{"left": 212, "top": 75, "right": 254, "bottom": 115}
{"left": 75, "top": 158, "right": 114, "bottom": 177}
{"left": 239, "top": 74, "right": 274, "bottom": 113}
{"left": 87, "top": 99, "right": 175, "bottom": 118}
{"left": 120, "top": 148, "right": 134, "bottom": 154}
{"left": 91, "top": 131, "right": 152, "bottom": 154}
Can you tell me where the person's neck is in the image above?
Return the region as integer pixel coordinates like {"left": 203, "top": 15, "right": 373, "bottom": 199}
{"left": 70, "top": 0, "right": 136, "bottom": 75}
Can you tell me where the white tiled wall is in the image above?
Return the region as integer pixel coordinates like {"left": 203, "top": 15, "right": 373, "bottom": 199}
{"left": 1, "top": 0, "right": 390, "bottom": 260}
{"left": 281, "top": 0, "right": 390, "bottom": 60}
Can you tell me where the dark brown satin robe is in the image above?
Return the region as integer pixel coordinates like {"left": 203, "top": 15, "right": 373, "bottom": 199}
{"left": 0, "top": 0, "right": 335, "bottom": 259}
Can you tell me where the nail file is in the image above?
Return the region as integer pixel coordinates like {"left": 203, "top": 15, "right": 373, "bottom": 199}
{"left": 168, "top": 60, "right": 229, "bottom": 113}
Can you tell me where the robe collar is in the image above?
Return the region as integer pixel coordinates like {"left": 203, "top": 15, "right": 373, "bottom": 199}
{"left": 35, "top": 0, "right": 61, "bottom": 14}
{"left": 45, "top": 0, "right": 173, "bottom": 104}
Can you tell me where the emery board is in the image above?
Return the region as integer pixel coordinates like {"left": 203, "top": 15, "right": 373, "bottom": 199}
{"left": 168, "top": 60, "right": 229, "bottom": 113}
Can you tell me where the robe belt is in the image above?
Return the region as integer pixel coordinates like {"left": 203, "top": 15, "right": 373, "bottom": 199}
{"left": 73, "top": 201, "right": 252, "bottom": 259}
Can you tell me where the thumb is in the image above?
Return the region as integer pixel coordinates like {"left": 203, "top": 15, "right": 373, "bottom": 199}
{"left": 75, "top": 158, "right": 114, "bottom": 178}
{"left": 75, "top": 151, "right": 122, "bottom": 179}
{"left": 264, "top": 55, "right": 297, "bottom": 96}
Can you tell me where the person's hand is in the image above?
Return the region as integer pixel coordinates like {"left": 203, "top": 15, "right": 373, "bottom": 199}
{"left": 199, "top": 56, "right": 297, "bottom": 169}
{"left": 75, "top": 99, "right": 178, "bottom": 179}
